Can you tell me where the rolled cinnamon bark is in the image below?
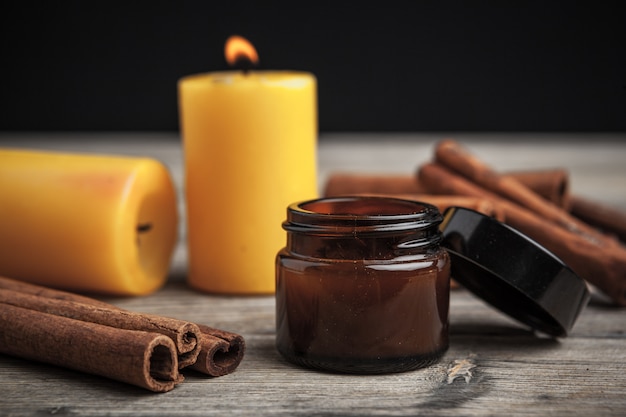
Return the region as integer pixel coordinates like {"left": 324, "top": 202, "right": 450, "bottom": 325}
{"left": 0, "top": 302, "right": 182, "bottom": 392}
{"left": 325, "top": 169, "right": 626, "bottom": 243}
{"left": 433, "top": 139, "right": 617, "bottom": 247}
{"left": 0, "top": 274, "right": 112, "bottom": 306}
{"left": 324, "top": 170, "right": 569, "bottom": 208}
{"left": 418, "top": 162, "right": 626, "bottom": 306}
{"left": 191, "top": 324, "right": 246, "bottom": 377}
{"left": 340, "top": 193, "right": 505, "bottom": 221}
{"left": 570, "top": 195, "right": 626, "bottom": 243}
{"left": 506, "top": 169, "right": 571, "bottom": 209}
{"left": 0, "top": 286, "right": 201, "bottom": 369}
{"left": 0, "top": 276, "right": 246, "bottom": 375}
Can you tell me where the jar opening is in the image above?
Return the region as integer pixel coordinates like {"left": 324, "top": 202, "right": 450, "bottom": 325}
{"left": 284, "top": 196, "right": 442, "bottom": 235}
{"left": 300, "top": 197, "right": 429, "bottom": 217}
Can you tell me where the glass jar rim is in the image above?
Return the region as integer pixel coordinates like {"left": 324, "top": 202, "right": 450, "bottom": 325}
{"left": 283, "top": 196, "right": 442, "bottom": 234}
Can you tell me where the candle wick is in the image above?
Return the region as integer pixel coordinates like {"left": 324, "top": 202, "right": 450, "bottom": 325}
{"left": 233, "top": 57, "right": 257, "bottom": 75}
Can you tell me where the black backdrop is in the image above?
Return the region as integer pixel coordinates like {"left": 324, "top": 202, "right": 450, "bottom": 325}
{"left": 1, "top": 1, "right": 624, "bottom": 132}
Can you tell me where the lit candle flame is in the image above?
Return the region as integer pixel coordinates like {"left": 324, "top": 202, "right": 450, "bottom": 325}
{"left": 224, "top": 35, "right": 259, "bottom": 68}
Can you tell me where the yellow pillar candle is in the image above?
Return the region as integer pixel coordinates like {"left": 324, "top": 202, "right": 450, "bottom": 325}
{"left": 0, "top": 148, "right": 178, "bottom": 296}
{"left": 178, "top": 38, "right": 318, "bottom": 294}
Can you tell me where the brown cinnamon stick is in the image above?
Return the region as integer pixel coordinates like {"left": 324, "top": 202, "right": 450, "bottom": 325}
{"left": 325, "top": 169, "right": 626, "bottom": 242}
{"left": 324, "top": 170, "right": 569, "bottom": 208}
{"left": 506, "top": 169, "right": 571, "bottom": 209}
{"left": 393, "top": 194, "right": 505, "bottom": 221}
{"left": 190, "top": 324, "right": 246, "bottom": 377}
{"left": 433, "top": 139, "right": 619, "bottom": 247}
{"left": 0, "top": 275, "right": 246, "bottom": 376}
{"left": 0, "top": 287, "right": 201, "bottom": 368}
{"left": 418, "top": 162, "right": 626, "bottom": 306}
{"left": 0, "top": 302, "right": 183, "bottom": 392}
{"left": 0, "top": 274, "right": 113, "bottom": 306}
{"left": 335, "top": 193, "right": 505, "bottom": 221}
{"left": 570, "top": 195, "right": 626, "bottom": 243}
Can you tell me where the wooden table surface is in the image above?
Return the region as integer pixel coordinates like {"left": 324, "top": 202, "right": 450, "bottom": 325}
{"left": 1, "top": 132, "right": 625, "bottom": 416}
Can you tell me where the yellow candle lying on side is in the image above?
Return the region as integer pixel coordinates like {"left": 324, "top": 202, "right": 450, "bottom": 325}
{"left": 0, "top": 148, "right": 178, "bottom": 295}
{"left": 178, "top": 70, "right": 318, "bottom": 294}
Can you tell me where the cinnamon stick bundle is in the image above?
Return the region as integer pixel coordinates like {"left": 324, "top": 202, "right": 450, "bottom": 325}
{"left": 433, "top": 139, "right": 610, "bottom": 244}
{"left": 320, "top": 141, "right": 626, "bottom": 305}
{"left": 0, "top": 288, "right": 201, "bottom": 368}
{"left": 418, "top": 161, "right": 626, "bottom": 306}
{"left": 0, "top": 302, "right": 182, "bottom": 392}
{"left": 0, "top": 276, "right": 246, "bottom": 388}
{"left": 324, "top": 169, "right": 626, "bottom": 242}
{"left": 324, "top": 170, "right": 569, "bottom": 208}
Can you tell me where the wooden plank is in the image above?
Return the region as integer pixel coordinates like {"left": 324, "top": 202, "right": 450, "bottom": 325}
{"left": 0, "top": 288, "right": 624, "bottom": 416}
{"left": 0, "top": 133, "right": 625, "bottom": 416}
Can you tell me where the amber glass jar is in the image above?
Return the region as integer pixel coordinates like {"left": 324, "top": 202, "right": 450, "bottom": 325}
{"left": 275, "top": 196, "right": 450, "bottom": 374}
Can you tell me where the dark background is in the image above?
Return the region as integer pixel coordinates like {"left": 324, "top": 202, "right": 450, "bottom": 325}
{"left": 1, "top": 1, "right": 624, "bottom": 133}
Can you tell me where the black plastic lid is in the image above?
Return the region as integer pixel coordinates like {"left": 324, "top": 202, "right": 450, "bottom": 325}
{"left": 440, "top": 207, "right": 590, "bottom": 337}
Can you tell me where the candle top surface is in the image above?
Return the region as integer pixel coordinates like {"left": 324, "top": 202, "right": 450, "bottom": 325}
{"left": 179, "top": 71, "right": 315, "bottom": 89}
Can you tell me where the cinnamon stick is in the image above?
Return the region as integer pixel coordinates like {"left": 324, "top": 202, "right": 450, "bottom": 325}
{"left": 0, "top": 276, "right": 246, "bottom": 376}
{"left": 324, "top": 170, "right": 569, "bottom": 208}
{"left": 0, "top": 302, "right": 183, "bottom": 392}
{"left": 433, "top": 139, "right": 619, "bottom": 246}
{"left": 506, "top": 169, "right": 571, "bottom": 209}
{"left": 334, "top": 193, "right": 505, "bottom": 221}
{"left": 0, "top": 287, "right": 201, "bottom": 368}
{"left": 325, "top": 169, "right": 626, "bottom": 242}
{"left": 190, "top": 324, "right": 246, "bottom": 377}
{"left": 418, "top": 162, "right": 626, "bottom": 306}
{"left": 393, "top": 194, "right": 505, "bottom": 221}
{"left": 0, "top": 274, "right": 113, "bottom": 306}
{"left": 570, "top": 195, "right": 626, "bottom": 243}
